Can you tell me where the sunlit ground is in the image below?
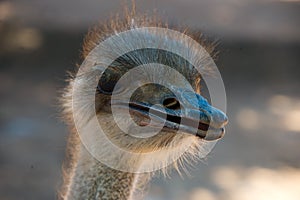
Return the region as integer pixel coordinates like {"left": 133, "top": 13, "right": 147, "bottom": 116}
{"left": 188, "top": 166, "right": 300, "bottom": 200}
{"left": 148, "top": 166, "right": 300, "bottom": 200}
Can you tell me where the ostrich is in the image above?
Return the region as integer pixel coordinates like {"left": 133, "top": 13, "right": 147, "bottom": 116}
{"left": 60, "top": 7, "right": 228, "bottom": 200}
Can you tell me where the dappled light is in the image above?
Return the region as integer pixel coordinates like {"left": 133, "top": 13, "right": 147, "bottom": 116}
{"left": 268, "top": 95, "right": 300, "bottom": 133}
{"left": 4, "top": 28, "right": 43, "bottom": 51}
{"left": 0, "top": 1, "right": 14, "bottom": 21}
{"left": 188, "top": 188, "right": 217, "bottom": 200}
{"left": 212, "top": 166, "right": 300, "bottom": 200}
{"left": 235, "top": 95, "right": 300, "bottom": 133}
{"left": 283, "top": 110, "right": 300, "bottom": 132}
{"left": 236, "top": 108, "right": 260, "bottom": 130}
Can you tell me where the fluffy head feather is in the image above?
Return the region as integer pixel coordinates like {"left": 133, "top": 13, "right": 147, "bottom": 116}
{"left": 60, "top": 4, "right": 219, "bottom": 189}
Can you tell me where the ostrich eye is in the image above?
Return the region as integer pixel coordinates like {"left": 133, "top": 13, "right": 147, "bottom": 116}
{"left": 97, "top": 68, "right": 121, "bottom": 95}
{"left": 97, "top": 80, "right": 117, "bottom": 95}
{"left": 163, "top": 98, "right": 181, "bottom": 110}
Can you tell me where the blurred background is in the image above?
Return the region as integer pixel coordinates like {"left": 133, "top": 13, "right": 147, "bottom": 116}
{"left": 0, "top": 0, "right": 299, "bottom": 199}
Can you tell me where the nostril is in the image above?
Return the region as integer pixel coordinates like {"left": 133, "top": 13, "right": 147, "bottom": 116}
{"left": 163, "top": 98, "right": 180, "bottom": 110}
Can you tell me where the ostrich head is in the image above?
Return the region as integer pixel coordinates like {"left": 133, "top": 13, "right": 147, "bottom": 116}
{"left": 66, "top": 15, "right": 228, "bottom": 174}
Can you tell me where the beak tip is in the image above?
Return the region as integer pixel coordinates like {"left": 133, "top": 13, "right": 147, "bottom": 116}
{"left": 224, "top": 117, "right": 229, "bottom": 126}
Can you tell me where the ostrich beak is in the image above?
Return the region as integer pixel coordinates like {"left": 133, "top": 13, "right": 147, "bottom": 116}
{"left": 113, "top": 88, "right": 228, "bottom": 141}
{"left": 177, "top": 90, "right": 228, "bottom": 140}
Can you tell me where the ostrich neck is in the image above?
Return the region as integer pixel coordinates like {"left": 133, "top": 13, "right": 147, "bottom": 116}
{"left": 65, "top": 145, "right": 150, "bottom": 200}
